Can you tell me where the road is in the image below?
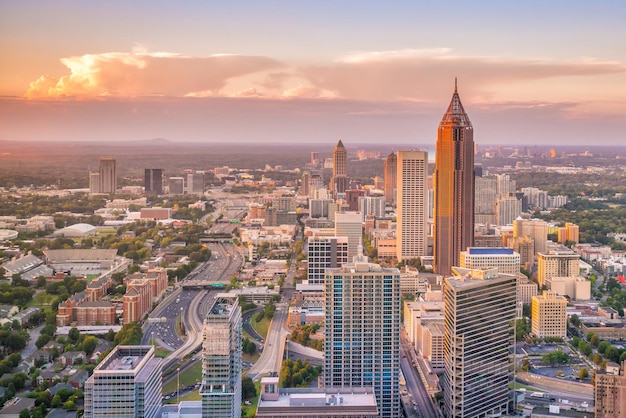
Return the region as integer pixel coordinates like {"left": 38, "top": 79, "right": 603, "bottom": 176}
{"left": 247, "top": 304, "right": 290, "bottom": 380}
{"left": 400, "top": 336, "right": 439, "bottom": 418}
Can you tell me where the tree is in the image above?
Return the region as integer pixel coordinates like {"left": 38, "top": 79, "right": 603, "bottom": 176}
{"left": 579, "top": 368, "right": 589, "bottom": 379}
{"left": 541, "top": 350, "right": 569, "bottom": 366}
{"left": 569, "top": 314, "right": 581, "bottom": 327}
{"left": 68, "top": 327, "right": 80, "bottom": 344}
{"left": 19, "top": 409, "right": 30, "bottom": 418}
{"left": 82, "top": 335, "right": 98, "bottom": 356}
{"left": 242, "top": 376, "right": 256, "bottom": 400}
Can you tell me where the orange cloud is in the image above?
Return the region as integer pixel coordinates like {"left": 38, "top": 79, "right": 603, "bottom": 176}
{"left": 25, "top": 51, "right": 282, "bottom": 98}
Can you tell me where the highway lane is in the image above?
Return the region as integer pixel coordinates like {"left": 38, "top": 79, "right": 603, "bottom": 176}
{"left": 247, "top": 304, "right": 290, "bottom": 380}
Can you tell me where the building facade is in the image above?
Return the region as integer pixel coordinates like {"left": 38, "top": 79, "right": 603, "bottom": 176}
{"left": 537, "top": 250, "right": 580, "bottom": 288}
{"left": 383, "top": 152, "right": 397, "bottom": 205}
{"left": 459, "top": 247, "right": 520, "bottom": 276}
{"left": 434, "top": 81, "right": 475, "bottom": 275}
{"left": 595, "top": 360, "right": 626, "bottom": 418}
{"left": 98, "top": 157, "right": 117, "bottom": 194}
{"left": 307, "top": 236, "right": 349, "bottom": 286}
{"left": 324, "top": 252, "right": 401, "bottom": 418}
{"left": 334, "top": 211, "right": 363, "bottom": 260}
{"left": 201, "top": 294, "right": 242, "bottom": 418}
{"left": 531, "top": 291, "right": 567, "bottom": 338}
{"left": 144, "top": 168, "right": 164, "bottom": 195}
{"left": 330, "top": 139, "right": 349, "bottom": 196}
{"left": 443, "top": 268, "right": 517, "bottom": 418}
{"left": 396, "top": 150, "right": 428, "bottom": 262}
{"left": 84, "top": 345, "right": 162, "bottom": 418}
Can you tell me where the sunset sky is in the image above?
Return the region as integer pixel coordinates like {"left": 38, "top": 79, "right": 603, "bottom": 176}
{"left": 1, "top": 1, "right": 625, "bottom": 145}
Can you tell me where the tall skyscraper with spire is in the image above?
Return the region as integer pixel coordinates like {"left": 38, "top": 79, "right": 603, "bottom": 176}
{"left": 330, "top": 139, "right": 349, "bottom": 196}
{"left": 434, "top": 80, "right": 475, "bottom": 275}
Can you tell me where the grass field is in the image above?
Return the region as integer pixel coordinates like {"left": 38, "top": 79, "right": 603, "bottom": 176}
{"left": 251, "top": 315, "right": 271, "bottom": 339}
{"left": 163, "top": 361, "right": 202, "bottom": 394}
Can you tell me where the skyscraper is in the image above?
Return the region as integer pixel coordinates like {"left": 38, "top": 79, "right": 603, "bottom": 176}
{"left": 307, "top": 236, "right": 349, "bottom": 285}
{"left": 334, "top": 211, "right": 363, "bottom": 260}
{"left": 84, "top": 345, "right": 162, "bottom": 418}
{"left": 383, "top": 152, "right": 397, "bottom": 205}
{"left": 434, "top": 80, "right": 475, "bottom": 275}
{"left": 99, "top": 157, "right": 117, "bottom": 194}
{"left": 396, "top": 150, "right": 428, "bottom": 261}
{"left": 443, "top": 267, "right": 516, "bottom": 418}
{"left": 324, "top": 249, "right": 401, "bottom": 418}
{"left": 330, "top": 139, "right": 349, "bottom": 196}
{"left": 144, "top": 168, "right": 163, "bottom": 195}
{"left": 200, "top": 294, "right": 242, "bottom": 418}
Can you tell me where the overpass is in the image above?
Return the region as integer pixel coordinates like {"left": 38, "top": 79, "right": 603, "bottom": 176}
{"left": 181, "top": 280, "right": 228, "bottom": 290}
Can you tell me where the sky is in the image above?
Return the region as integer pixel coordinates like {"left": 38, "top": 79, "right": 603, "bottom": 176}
{"left": 1, "top": 0, "right": 625, "bottom": 145}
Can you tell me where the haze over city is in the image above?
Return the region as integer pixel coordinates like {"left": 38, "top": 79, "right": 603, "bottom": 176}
{"left": 1, "top": 0, "right": 625, "bottom": 145}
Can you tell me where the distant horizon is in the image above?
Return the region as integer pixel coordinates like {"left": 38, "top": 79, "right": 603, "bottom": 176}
{"left": 1, "top": 1, "right": 625, "bottom": 146}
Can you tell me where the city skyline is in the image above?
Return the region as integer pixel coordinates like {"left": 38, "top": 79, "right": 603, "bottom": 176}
{"left": 1, "top": 1, "right": 625, "bottom": 145}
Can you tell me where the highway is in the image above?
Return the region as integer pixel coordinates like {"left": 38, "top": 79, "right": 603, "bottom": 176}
{"left": 247, "top": 303, "right": 290, "bottom": 380}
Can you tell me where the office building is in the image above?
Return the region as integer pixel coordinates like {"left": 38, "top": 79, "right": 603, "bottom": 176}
{"left": 596, "top": 360, "right": 626, "bottom": 418}
{"left": 513, "top": 218, "right": 548, "bottom": 255}
{"left": 307, "top": 236, "right": 349, "bottom": 286}
{"left": 89, "top": 172, "right": 101, "bottom": 194}
{"left": 496, "top": 195, "right": 522, "bottom": 226}
{"left": 99, "top": 157, "right": 117, "bottom": 194}
{"left": 84, "top": 345, "right": 162, "bottom": 418}
{"left": 443, "top": 267, "right": 516, "bottom": 418}
{"left": 359, "top": 196, "right": 386, "bottom": 220}
{"left": 459, "top": 247, "right": 520, "bottom": 276}
{"left": 300, "top": 170, "right": 311, "bottom": 197}
{"left": 187, "top": 171, "right": 205, "bottom": 195}
{"left": 537, "top": 250, "right": 580, "bottom": 288}
{"left": 558, "top": 222, "right": 580, "bottom": 245}
{"left": 144, "top": 169, "right": 163, "bottom": 195}
{"left": 396, "top": 150, "right": 428, "bottom": 261}
{"left": 324, "top": 249, "right": 401, "bottom": 418}
{"left": 257, "top": 377, "right": 379, "bottom": 417}
{"left": 434, "top": 81, "right": 475, "bottom": 275}
{"left": 200, "top": 294, "right": 242, "bottom": 418}
{"left": 330, "top": 139, "right": 349, "bottom": 196}
{"left": 168, "top": 177, "right": 185, "bottom": 195}
{"left": 531, "top": 291, "right": 567, "bottom": 338}
{"left": 334, "top": 211, "right": 363, "bottom": 260}
{"left": 474, "top": 176, "right": 497, "bottom": 225}
{"left": 384, "top": 152, "right": 397, "bottom": 205}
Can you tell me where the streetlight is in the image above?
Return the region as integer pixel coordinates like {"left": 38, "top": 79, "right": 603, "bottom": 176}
{"left": 177, "top": 367, "right": 180, "bottom": 403}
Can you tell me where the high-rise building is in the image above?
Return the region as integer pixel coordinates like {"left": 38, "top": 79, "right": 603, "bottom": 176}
{"left": 513, "top": 218, "right": 548, "bottom": 255}
{"left": 300, "top": 170, "right": 311, "bottom": 197}
{"left": 537, "top": 250, "right": 580, "bottom": 288}
{"left": 307, "top": 236, "right": 349, "bottom": 285}
{"left": 474, "top": 175, "right": 497, "bottom": 225}
{"left": 84, "top": 345, "right": 162, "bottom": 418}
{"left": 89, "top": 172, "right": 101, "bottom": 194}
{"left": 330, "top": 139, "right": 349, "bottom": 196}
{"left": 496, "top": 195, "right": 522, "bottom": 226}
{"left": 596, "top": 360, "right": 626, "bottom": 418}
{"left": 443, "top": 268, "right": 516, "bottom": 418}
{"left": 324, "top": 250, "right": 401, "bottom": 418}
{"left": 168, "top": 177, "right": 185, "bottom": 195}
{"left": 334, "top": 211, "right": 363, "bottom": 260}
{"left": 187, "top": 171, "right": 205, "bottom": 195}
{"left": 200, "top": 294, "right": 242, "bottom": 418}
{"left": 532, "top": 291, "right": 567, "bottom": 338}
{"left": 434, "top": 81, "right": 475, "bottom": 275}
{"left": 144, "top": 168, "right": 163, "bottom": 195}
{"left": 99, "top": 157, "right": 117, "bottom": 194}
{"left": 384, "top": 152, "right": 397, "bottom": 205}
{"left": 358, "top": 196, "right": 386, "bottom": 220}
{"left": 459, "top": 247, "right": 520, "bottom": 276}
{"left": 396, "top": 150, "right": 428, "bottom": 261}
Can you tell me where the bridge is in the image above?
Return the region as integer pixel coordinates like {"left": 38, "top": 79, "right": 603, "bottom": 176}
{"left": 181, "top": 280, "right": 228, "bottom": 290}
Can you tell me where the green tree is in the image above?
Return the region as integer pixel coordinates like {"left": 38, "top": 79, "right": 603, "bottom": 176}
{"left": 579, "top": 368, "right": 589, "bottom": 379}
{"left": 68, "top": 327, "right": 80, "bottom": 344}
{"left": 242, "top": 376, "right": 256, "bottom": 400}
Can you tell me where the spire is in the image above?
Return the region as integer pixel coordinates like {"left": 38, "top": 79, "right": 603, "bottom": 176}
{"left": 336, "top": 138, "right": 344, "bottom": 148}
{"left": 440, "top": 79, "right": 472, "bottom": 127}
